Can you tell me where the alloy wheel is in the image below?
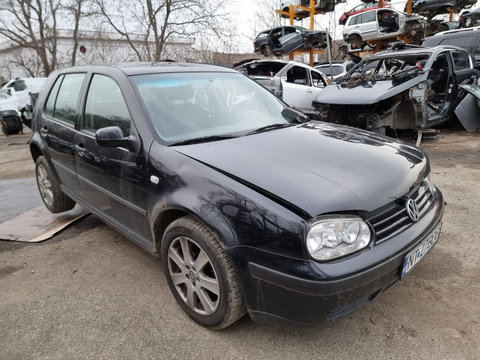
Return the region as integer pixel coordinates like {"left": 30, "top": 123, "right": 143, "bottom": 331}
{"left": 37, "top": 164, "right": 54, "bottom": 207}
{"left": 167, "top": 236, "right": 220, "bottom": 316}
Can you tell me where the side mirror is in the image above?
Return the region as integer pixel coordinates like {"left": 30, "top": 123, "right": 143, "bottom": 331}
{"left": 95, "top": 126, "right": 135, "bottom": 151}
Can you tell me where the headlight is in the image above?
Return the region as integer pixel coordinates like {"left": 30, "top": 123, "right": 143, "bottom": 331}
{"left": 424, "top": 175, "right": 436, "bottom": 195}
{"left": 306, "top": 216, "right": 371, "bottom": 261}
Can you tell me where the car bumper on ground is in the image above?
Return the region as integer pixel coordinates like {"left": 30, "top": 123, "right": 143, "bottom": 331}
{"left": 230, "top": 191, "right": 444, "bottom": 326}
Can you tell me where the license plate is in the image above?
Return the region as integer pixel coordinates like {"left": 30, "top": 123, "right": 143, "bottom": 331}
{"left": 401, "top": 222, "right": 442, "bottom": 278}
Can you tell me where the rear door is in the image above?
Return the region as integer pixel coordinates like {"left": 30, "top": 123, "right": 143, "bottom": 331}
{"left": 358, "top": 11, "right": 378, "bottom": 40}
{"left": 75, "top": 73, "right": 152, "bottom": 247}
{"left": 40, "top": 73, "right": 86, "bottom": 193}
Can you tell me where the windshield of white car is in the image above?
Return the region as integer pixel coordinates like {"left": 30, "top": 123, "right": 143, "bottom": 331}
{"left": 132, "top": 72, "right": 300, "bottom": 144}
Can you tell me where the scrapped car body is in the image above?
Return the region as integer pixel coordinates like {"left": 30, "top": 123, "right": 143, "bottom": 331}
{"left": 280, "top": 0, "right": 346, "bottom": 17}
{"left": 422, "top": 27, "right": 480, "bottom": 63}
{"left": 460, "top": 8, "right": 480, "bottom": 27}
{"left": 314, "top": 45, "right": 477, "bottom": 133}
{"left": 30, "top": 62, "right": 444, "bottom": 329}
{"left": 454, "top": 84, "right": 480, "bottom": 130}
{"left": 409, "top": 0, "right": 477, "bottom": 18}
{"left": 343, "top": 8, "right": 427, "bottom": 49}
{"left": 339, "top": 1, "right": 391, "bottom": 25}
{"left": 254, "top": 26, "right": 329, "bottom": 56}
{"left": 235, "top": 60, "right": 328, "bottom": 114}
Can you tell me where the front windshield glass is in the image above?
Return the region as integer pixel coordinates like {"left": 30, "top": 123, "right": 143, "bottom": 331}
{"left": 132, "top": 72, "right": 299, "bottom": 144}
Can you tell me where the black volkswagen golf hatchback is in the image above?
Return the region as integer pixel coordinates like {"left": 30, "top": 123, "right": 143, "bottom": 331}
{"left": 30, "top": 63, "right": 444, "bottom": 328}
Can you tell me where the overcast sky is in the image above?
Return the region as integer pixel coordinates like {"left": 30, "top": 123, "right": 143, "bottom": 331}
{"left": 230, "top": 0, "right": 479, "bottom": 52}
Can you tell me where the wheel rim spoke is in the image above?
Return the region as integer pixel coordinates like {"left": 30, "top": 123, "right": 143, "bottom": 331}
{"left": 194, "top": 249, "right": 210, "bottom": 271}
{"left": 180, "top": 237, "right": 193, "bottom": 266}
{"left": 198, "top": 274, "right": 219, "bottom": 296}
{"left": 196, "top": 288, "right": 215, "bottom": 314}
{"left": 168, "top": 246, "right": 186, "bottom": 272}
{"left": 186, "top": 282, "right": 195, "bottom": 308}
{"left": 170, "top": 272, "right": 186, "bottom": 286}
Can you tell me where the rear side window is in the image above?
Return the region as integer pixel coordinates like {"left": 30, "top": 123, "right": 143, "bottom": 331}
{"left": 451, "top": 51, "right": 471, "bottom": 70}
{"left": 44, "top": 73, "right": 86, "bottom": 126}
{"left": 83, "top": 74, "right": 131, "bottom": 136}
{"left": 349, "top": 14, "right": 360, "bottom": 25}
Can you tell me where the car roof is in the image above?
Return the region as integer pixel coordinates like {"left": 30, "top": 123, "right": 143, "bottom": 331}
{"left": 55, "top": 62, "right": 238, "bottom": 76}
{"left": 430, "top": 26, "right": 480, "bottom": 36}
{"left": 369, "top": 45, "right": 467, "bottom": 58}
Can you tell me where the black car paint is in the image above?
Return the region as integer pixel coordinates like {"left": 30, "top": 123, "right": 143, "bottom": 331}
{"left": 30, "top": 63, "right": 444, "bottom": 326}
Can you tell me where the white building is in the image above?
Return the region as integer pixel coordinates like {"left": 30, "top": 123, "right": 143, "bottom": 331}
{"left": 0, "top": 29, "right": 196, "bottom": 81}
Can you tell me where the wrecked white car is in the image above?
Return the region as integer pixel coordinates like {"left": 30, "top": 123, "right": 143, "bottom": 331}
{"left": 343, "top": 8, "right": 427, "bottom": 49}
{"left": 235, "top": 60, "right": 328, "bottom": 114}
{"left": 313, "top": 45, "right": 477, "bottom": 133}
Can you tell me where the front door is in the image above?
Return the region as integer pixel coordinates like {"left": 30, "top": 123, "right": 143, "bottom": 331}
{"left": 75, "top": 73, "right": 151, "bottom": 247}
{"left": 282, "top": 65, "right": 320, "bottom": 113}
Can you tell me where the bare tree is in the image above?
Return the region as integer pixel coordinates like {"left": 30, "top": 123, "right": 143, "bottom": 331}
{"left": 254, "top": 0, "right": 283, "bottom": 33}
{"left": 94, "top": 0, "right": 230, "bottom": 62}
{"left": 62, "top": 0, "right": 96, "bottom": 66}
{"left": 0, "top": 0, "right": 61, "bottom": 76}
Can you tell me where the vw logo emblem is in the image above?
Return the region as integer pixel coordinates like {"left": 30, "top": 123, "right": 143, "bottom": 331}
{"left": 406, "top": 199, "right": 420, "bottom": 222}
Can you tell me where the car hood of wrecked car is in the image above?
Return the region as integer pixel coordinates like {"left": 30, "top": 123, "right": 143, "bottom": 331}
{"left": 314, "top": 75, "right": 425, "bottom": 105}
{"left": 173, "top": 121, "right": 428, "bottom": 217}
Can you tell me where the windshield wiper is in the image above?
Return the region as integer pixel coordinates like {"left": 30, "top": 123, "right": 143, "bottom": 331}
{"left": 246, "top": 123, "right": 295, "bottom": 136}
{"left": 169, "top": 135, "right": 237, "bottom": 146}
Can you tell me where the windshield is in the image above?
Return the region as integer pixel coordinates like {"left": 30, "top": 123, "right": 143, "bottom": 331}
{"left": 132, "top": 72, "right": 300, "bottom": 144}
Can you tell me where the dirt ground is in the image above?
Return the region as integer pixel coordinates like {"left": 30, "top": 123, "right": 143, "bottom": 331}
{"left": 0, "top": 128, "right": 479, "bottom": 360}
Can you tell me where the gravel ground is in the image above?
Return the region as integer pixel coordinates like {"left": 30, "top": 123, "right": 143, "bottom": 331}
{"left": 0, "top": 128, "right": 479, "bottom": 360}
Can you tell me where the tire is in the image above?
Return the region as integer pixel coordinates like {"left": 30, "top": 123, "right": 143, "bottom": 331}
{"left": 350, "top": 34, "right": 363, "bottom": 49}
{"left": 161, "top": 216, "right": 245, "bottom": 329}
{"left": 35, "top": 156, "right": 76, "bottom": 213}
{"left": 261, "top": 45, "right": 272, "bottom": 57}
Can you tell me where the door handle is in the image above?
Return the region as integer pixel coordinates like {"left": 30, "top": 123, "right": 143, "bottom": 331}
{"left": 40, "top": 125, "right": 48, "bottom": 135}
{"left": 75, "top": 143, "right": 86, "bottom": 157}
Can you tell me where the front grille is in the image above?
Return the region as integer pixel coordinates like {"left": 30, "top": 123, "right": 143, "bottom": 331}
{"left": 365, "top": 181, "right": 434, "bottom": 244}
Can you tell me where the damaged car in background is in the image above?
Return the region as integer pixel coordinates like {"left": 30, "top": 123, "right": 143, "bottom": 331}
{"left": 409, "top": 0, "right": 477, "bottom": 18}
{"left": 313, "top": 45, "right": 478, "bottom": 134}
{"left": 235, "top": 60, "right": 328, "bottom": 114}
{"left": 343, "top": 8, "right": 427, "bottom": 49}
{"left": 254, "top": 26, "right": 330, "bottom": 56}
{"left": 280, "top": 0, "right": 346, "bottom": 18}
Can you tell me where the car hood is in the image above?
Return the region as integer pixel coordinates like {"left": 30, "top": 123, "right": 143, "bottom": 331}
{"left": 314, "top": 76, "right": 424, "bottom": 105}
{"left": 174, "top": 122, "right": 428, "bottom": 218}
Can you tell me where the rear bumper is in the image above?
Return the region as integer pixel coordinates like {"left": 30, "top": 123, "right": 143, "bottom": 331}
{"left": 230, "top": 191, "right": 444, "bottom": 326}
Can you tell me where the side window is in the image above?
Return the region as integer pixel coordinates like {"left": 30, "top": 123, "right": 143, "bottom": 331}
{"left": 46, "top": 73, "right": 86, "bottom": 126}
{"left": 13, "top": 80, "right": 27, "bottom": 91}
{"left": 439, "top": 36, "right": 473, "bottom": 52}
{"left": 84, "top": 74, "right": 131, "bottom": 136}
{"left": 44, "top": 75, "right": 64, "bottom": 117}
{"left": 311, "top": 71, "right": 326, "bottom": 88}
{"left": 286, "top": 66, "right": 310, "bottom": 86}
{"left": 451, "top": 51, "right": 471, "bottom": 70}
{"left": 361, "top": 11, "right": 376, "bottom": 24}
{"left": 349, "top": 14, "right": 360, "bottom": 26}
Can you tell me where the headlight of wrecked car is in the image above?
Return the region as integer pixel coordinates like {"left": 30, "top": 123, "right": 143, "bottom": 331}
{"left": 306, "top": 216, "right": 371, "bottom": 261}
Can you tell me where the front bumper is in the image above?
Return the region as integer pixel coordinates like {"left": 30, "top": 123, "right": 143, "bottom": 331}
{"left": 229, "top": 190, "right": 444, "bottom": 326}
